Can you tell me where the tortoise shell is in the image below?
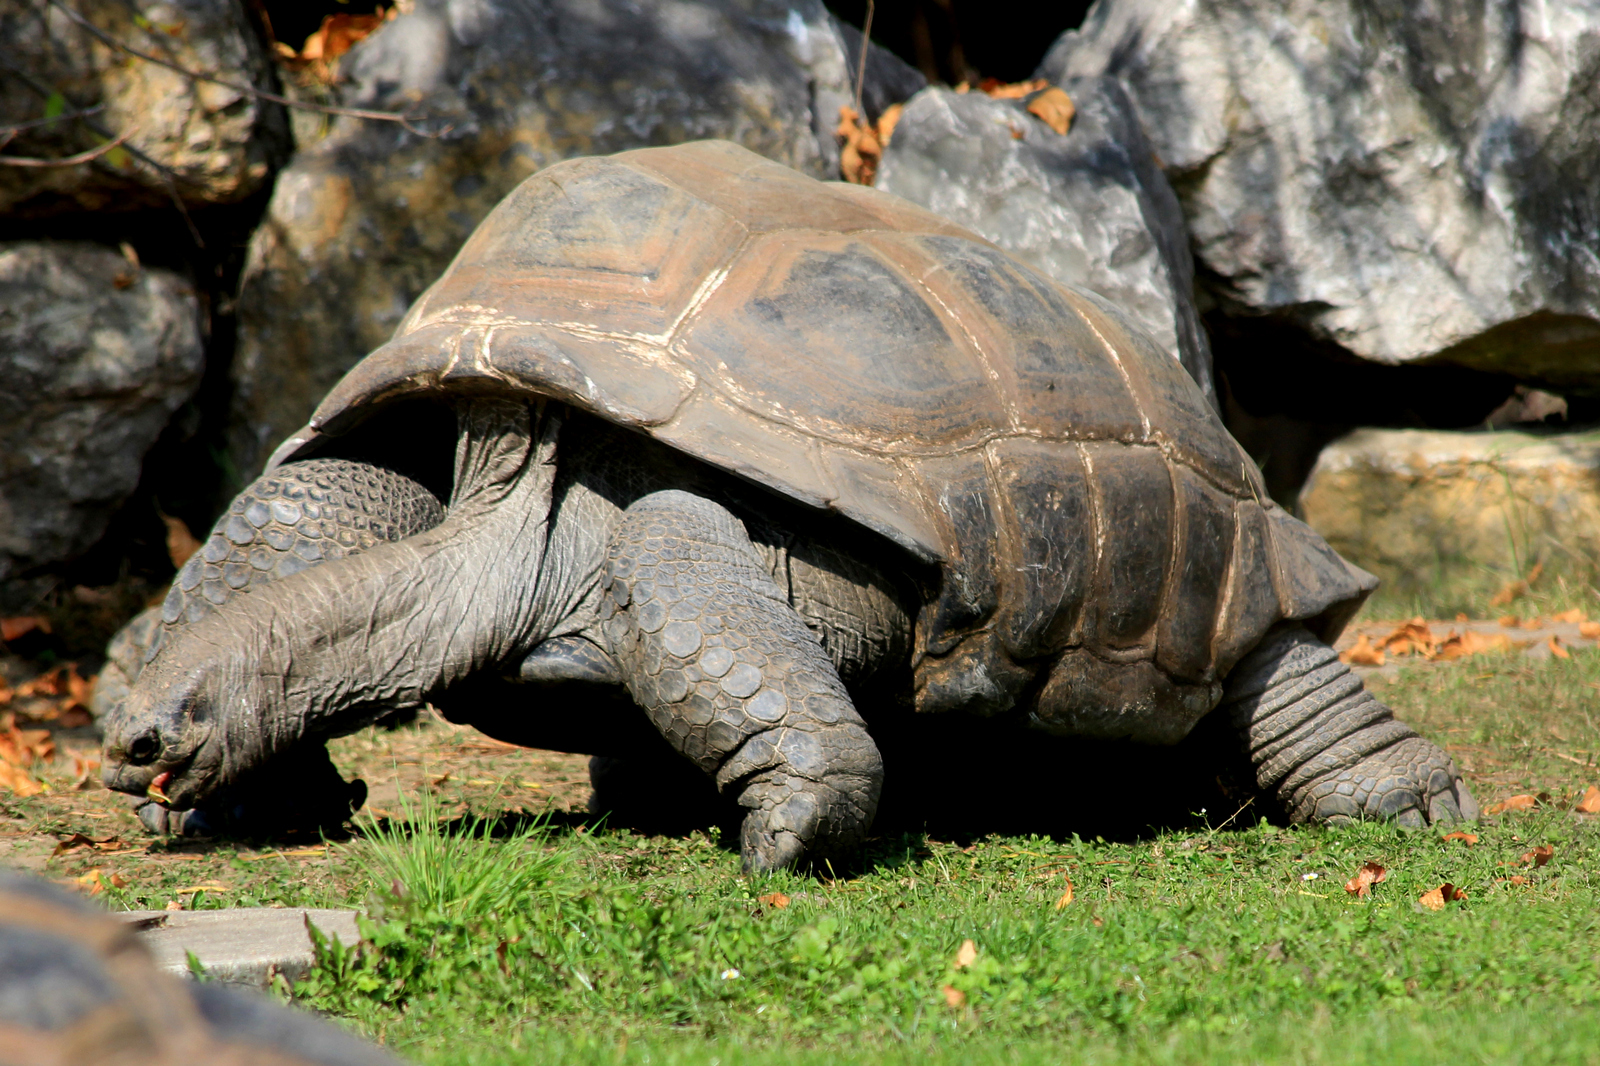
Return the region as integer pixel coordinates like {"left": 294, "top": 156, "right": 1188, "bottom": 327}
{"left": 273, "top": 140, "right": 1374, "bottom": 743}
{"left": 0, "top": 870, "right": 399, "bottom": 1066}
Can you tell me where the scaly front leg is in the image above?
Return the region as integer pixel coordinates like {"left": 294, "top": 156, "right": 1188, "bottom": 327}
{"left": 601, "top": 490, "right": 883, "bottom": 872}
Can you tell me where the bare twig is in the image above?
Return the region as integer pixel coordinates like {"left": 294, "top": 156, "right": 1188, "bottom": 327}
{"left": 853, "top": 0, "right": 875, "bottom": 118}
{"left": 46, "top": 0, "right": 444, "bottom": 137}
{"left": 0, "top": 103, "right": 106, "bottom": 135}
{"left": 0, "top": 124, "right": 136, "bottom": 167}
{"left": 0, "top": 57, "right": 203, "bottom": 245}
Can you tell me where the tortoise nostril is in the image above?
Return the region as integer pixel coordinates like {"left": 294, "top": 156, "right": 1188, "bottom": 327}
{"left": 126, "top": 733, "right": 160, "bottom": 766}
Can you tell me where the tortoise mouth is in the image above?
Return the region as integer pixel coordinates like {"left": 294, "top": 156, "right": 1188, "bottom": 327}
{"left": 105, "top": 748, "right": 207, "bottom": 808}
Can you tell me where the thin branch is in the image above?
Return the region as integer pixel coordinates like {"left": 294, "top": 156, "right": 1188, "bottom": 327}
{"left": 0, "top": 103, "right": 106, "bottom": 135}
{"left": 0, "top": 57, "right": 203, "bottom": 245}
{"left": 0, "top": 124, "right": 136, "bottom": 167}
{"left": 0, "top": 56, "right": 183, "bottom": 181}
{"left": 853, "top": 0, "right": 876, "bottom": 118}
{"left": 47, "top": 0, "right": 446, "bottom": 137}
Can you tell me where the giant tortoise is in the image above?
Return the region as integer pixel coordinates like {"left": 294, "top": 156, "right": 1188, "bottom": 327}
{"left": 100, "top": 140, "right": 1476, "bottom": 871}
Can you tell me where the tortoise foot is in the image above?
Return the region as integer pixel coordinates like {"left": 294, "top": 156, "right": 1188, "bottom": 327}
{"left": 1222, "top": 625, "right": 1479, "bottom": 828}
{"left": 1287, "top": 735, "right": 1478, "bottom": 827}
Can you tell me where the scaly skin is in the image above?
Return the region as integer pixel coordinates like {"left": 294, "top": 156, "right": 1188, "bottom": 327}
{"left": 99, "top": 458, "right": 443, "bottom": 835}
{"left": 600, "top": 490, "right": 883, "bottom": 872}
{"left": 1219, "top": 625, "right": 1478, "bottom": 826}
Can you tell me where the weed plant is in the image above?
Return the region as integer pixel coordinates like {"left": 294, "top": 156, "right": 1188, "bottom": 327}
{"left": 296, "top": 796, "right": 1600, "bottom": 1064}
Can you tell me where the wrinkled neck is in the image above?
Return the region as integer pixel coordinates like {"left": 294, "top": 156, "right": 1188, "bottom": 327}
{"left": 208, "top": 400, "right": 562, "bottom": 762}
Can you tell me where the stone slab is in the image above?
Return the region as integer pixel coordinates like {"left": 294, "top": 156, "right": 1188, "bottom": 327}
{"left": 1300, "top": 427, "right": 1600, "bottom": 599}
{"left": 117, "top": 908, "right": 361, "bottom": 990}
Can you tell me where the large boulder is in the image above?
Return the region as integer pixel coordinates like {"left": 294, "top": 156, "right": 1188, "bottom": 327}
{"left": 0, "top": 0, "right": 288, "bottom": 216}
{"left": 227, "top": 0, "right": 924, "bottom": 479}
{"left": 1300, "top": 427, "right": 1600, "bottom": 604}
{"left": 876, "top": 78, "right": 1216, "bottom": 405}
{"left": 0, "top": 242, "right": 204, "bottom": 610}
{"left": 1041, "top": 0, "right": 1600, "bottom": 392}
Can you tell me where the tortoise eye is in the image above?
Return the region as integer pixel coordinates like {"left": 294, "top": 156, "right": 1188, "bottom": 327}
{"left": 126, "top": 733, "right": 160, "bottom": 766}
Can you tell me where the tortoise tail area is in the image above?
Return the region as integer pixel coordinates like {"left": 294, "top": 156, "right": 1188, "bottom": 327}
{"left": 911, "top": 443, "right": 1377, "bottom": 745}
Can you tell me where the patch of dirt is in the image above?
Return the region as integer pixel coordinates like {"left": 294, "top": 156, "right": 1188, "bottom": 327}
{"left": 1, "top": 649, "right": 591, "bottom": 908}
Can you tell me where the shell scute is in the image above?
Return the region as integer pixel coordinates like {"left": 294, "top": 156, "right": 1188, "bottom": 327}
{"left": 627, "top": 139, "right": 976, "bottom": 239}
{"left": 420, "top": 155, "right": 746, "bottom": 340}
{"left": 1156, "top": 465, "right": 1235, "bottom": 682}
{"left": 679, "top": 232, "right": 1007, "bottom": 449}
{"left": 904, "top": 236, "right": 1146, "bottom": 442}
{"left": 1080, "top": 443, "right": 1175, "bottom": 650}
{"left": 987, "top": 437, "right": 1094, "bottom": 662}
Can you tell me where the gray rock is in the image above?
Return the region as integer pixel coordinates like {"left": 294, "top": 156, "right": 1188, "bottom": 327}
{"left": 227, "top": 0, "right": 924, "bottom": 479}
{"left": 118, "top": 908, "right": 362, "bottom": 990}
{"left": 1300, "top": 425, "right": 1600, "bottom": 603}
{"left": 877, "top": 79, "right": 1216, "bottom": 405}
{"left": 0, "top": 241, "right": 204, "bottom": 610}
{"left": 0, "top": 0, "right": 288, "bottom": 216}
{"left": 1041, "top": 0, "right": 1600, "bottom": 391}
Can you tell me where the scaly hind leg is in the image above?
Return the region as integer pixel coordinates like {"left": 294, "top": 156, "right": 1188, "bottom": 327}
{"left": 601, "top": 490, "right": 883, "bottom": 872}
{"left": 1220, "top": 625, "right": 1478, "bottom": 826}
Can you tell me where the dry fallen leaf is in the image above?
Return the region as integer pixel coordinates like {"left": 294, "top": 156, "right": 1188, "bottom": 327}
{"left": 0, "top": 761, "right": 45, "bottom": 797}
{"left": 1055, "top": 878, "right": 1075, "bottom": 911}
{"left": 876, "top": 103, "right": 904, "bottom": 147}
{"left": 1574, "top": 785, "right": 1600, "bottom": 814}
{"left": 1581, "top": 622, "right": 1600, "bottom": 640}
{"left": 1490, "top": 561, "right": 1544, "bottom": 607}
{"left": 0, "top": 723, "right": 54, "bottom": 767}
{"left": 836, "top": 106, "right": 883, "bottom": 186}
{"left": 1431, "top": 629, "right": 1515, "bottom": 661}
{"left": 953, "top": 939, "right": 979, "bottom": 969}
{"left": 177, "top": 883, "right": 229, "bottom": 895}
{"left": 163, "top": 514, "right": 201, "bottom": 569}
{"left": 942, "top": 984, "right": 967, "bottom": 1008}
{"left": 1340, "top": 632, "right": 1385, "bottom": 666}
{"left": 1344, "top": 861, "right": 1387, "bottom": 898}
{"left": 1552, "top": 608, "right": 1587, "bottom": 624}
{"left": 51, "top": 833, "right": 121, "bottom": 858}
{"left": 0, "top": 616, "right": 50, "bottom": 643}
{"left": 1549, "top": 635, "right": 1571, "bottom": 659}
{"left": 75, "top": 869, "right": 128, "bottom": 895}
{"left": 70, "top": 752, "right": 101, "bottom": 790}
{"left": 1498, "top": 614, "right": 1520, "bottom": 627}
{"left": 1498, "top": 874, "right": 1531, "bottom": 886}
{"left": 1378, "top": 618, "right": 1436, "bottom": 658}
{"left": 1418, "top": 883, "right": 1467, "bottom": 910}
{"left": 1443, "top": 831, "right": 1479, "bottom": 846}
{"left": 757, "top": 892, "right": 790, "bottom": 910}
{"left": 280, "top": 9, "right": 392, "bottom": 84}
{"left": 1487, "top": 794, "right": 1539, "bottom": 814}
{"left": 978, "top": 77, "right": 1049, "bottom": 99}
{"left": 1026, "top": 87, "right": 1075, "bottom": 136}
{"left": 1518, "top": 845, "right": 1554, "bottom": 868}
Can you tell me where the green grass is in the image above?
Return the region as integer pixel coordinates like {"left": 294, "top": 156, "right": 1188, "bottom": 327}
{"left": 297, "top": 815, "right": 1600, "bottom": 1065}
{"left": 285, "top": 694, "right": 1600, "bottom": 1066}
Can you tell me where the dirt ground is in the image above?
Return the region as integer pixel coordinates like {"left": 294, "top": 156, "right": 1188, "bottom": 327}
{"left": 3, "top": 609, "right": 1596, "bottom": 909}
{"left": 0, "top": 652, "right": 593, "bottom": 909}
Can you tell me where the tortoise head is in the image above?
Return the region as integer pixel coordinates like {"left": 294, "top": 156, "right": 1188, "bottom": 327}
{"left": 99, "top": 624, "right": 251, "bottom": 806}
{"left": 100, "top": 613, "right": 299, "bottom": 810}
